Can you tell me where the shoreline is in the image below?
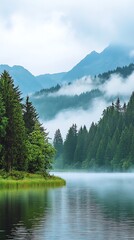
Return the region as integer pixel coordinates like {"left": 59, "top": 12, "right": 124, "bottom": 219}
{"left": 0, "top": 174, "right": 66, "bottom": 189}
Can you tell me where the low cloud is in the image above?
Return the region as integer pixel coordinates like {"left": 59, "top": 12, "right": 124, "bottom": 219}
{"left": 101, "top": 73, "right": 134, "bottom": 98}
{"left": 49, "top": 77, "right": 94, "bottom": 96}
{"left": 48, "top": 71, "right": 134, "bottom": 99}
{"left": 43, "top": 98, "right": 107, "bottom": 140}
{"left": 1, "top": 0, "right": 134, "bottom": 74}
{"left": 42, "top": 71, "right": 134, "bottom": 140}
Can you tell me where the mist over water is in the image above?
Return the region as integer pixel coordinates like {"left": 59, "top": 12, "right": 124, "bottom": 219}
{"left": 55, "top": 172, "right": 134, "bottom": 239}
{"left": 1, "top": 172, "right": 134, "bottom": 240}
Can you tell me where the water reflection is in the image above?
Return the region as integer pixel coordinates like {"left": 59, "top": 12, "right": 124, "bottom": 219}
{"left": 1, "top": 173, "right": 134, "bottom": 240}
{"left": 55, "top": 173, "right": 134, "bottom": 240}
{"left": 0, "top": 188, "right": 52, "bottom": 239}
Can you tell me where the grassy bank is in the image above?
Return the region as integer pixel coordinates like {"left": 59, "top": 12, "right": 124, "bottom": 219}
{"left": 0, "top": 172, "right": 66, "bottom": 189}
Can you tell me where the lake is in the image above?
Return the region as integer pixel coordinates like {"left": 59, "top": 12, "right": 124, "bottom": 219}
{"left": 1, "top": 172, "right": 134, "bottom": 239}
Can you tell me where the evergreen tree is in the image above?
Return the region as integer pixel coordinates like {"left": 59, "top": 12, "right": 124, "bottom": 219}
{"left": 23, "top": 96, "right": 39, "bottom": 134}
{"left": 23, "top": 95, "right": 55, "bottom": 173}
{"left": 129, "top": 129, "right": 134, "bottom": 165}
{"left": 114, "top": 127, "right": 132, "bottom": 170}
{"left": 74, "top": 126, "right": 88, "bottom": 168}
{"left": 63, "top": 124, "right": 77, "bottom": 167}
{"left": 115, "top": 97, "right": 121, "bottom": 111}
{"left": 96, "top": 126, "right": 109, "bottom": 168}
{"left": 26, "top": 122, "right": 55, "bottom": 173}
{"left": 0, "top": 71, "right": 27, "bottom": 171}
{"left": 53, "top": 129, "right": 64, "bottom": 168}
{"left": 82, "top": 122, "right": 97, "bottom": 169}
{"left": 53, "top": 129, "right": 63, "bottom": 158}
{"left": 0, "top": 93, "right": 8, "bottom": 168}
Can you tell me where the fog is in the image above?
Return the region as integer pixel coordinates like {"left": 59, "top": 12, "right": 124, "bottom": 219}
{"left": 49, "top": 72, "right": 134, "bottom": 98}
{"left": 42, "top": 72, "right": 134, "bottom": 140}
{"left": 49, "top": 77, "right": 94, "bottom": 96}
{"left": 102, "top": 72, "right": 134, "bottom": 97}
{"left": 56, "top": 172, "right": 134, "bottom": 183}
{"left": 43, "top": 98, "right": 108, "bottom": 140}
{"left": 49, "top": 171, "right": 134, "bottom": 240}
{"left": 56, "top": 172, "right": 134, "bottom": 195}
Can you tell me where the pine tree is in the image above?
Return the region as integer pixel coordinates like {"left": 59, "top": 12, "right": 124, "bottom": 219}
{"left": 0, "top": 71, "right": 27, "bottom": 171}
{"left": 114, "top": 127, "right": 132, "bottom": 170}
{"left": 63, "top": 124, "right": 77, "bottom": 167}
{"left": 82, "top": 122, "right": 97, "bottom": 169}
{"left": 74, "top": 126, "right": 88, "bottom": 168}
{"left": 0, "top": 93, "right": 8, "bottom": 168}
{"left": 23, "top": 96, "right": 39, "bottom": 134}
{"left": 96, "top": 127, "right": 109, "bottom": 168}
{"left": 53, "top": 129, "right": 64, "bottom": 169}
{"left": 115, "top": 97, "right": 121, "bottom": 111}
{"left": 129, "top": 129, "right": 134, "bottom": 165}
{"left": 53, "top": 129, "right": 63, "bottom": 159}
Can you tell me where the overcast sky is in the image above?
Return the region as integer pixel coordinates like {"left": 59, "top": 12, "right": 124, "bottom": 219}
{"left": 0, "top": 0, "right": 134, "bottom": 75}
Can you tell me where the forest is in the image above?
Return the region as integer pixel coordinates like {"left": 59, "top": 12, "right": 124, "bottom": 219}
{"left": 1, "top": 69, "right": 134, "bottom": 174}
{"left": 53, "top": 93, "right": 134, "bottom": 171}
{"left": 98, "top": 63, "right": 134, "bottom": 83}
{"left": 0, "top": 71, "right": 55, "bottom": 176}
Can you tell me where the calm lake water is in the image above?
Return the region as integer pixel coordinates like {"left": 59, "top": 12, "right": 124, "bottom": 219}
{"left": 1, "top": 172, "right": 134, "bottom": 240}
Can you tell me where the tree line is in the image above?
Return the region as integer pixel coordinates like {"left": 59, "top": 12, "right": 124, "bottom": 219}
{"left": 98, "top": 63, "right": 134, "bottom": 83}
{"left": 53, "top": 93, "right": 134, "bottom": 171}
{"left": 0, "top": 71, "right": 55, "bottom": 174}
{"left": 31, "top": 89, "right": 102, "bottom": 120}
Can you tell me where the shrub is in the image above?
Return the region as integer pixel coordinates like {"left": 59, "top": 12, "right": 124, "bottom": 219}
{"left": 0, "top": 170, "right": 10, "bottom": 179}
{"left": 10, "top": 170, "right": 24, "bottom": 180}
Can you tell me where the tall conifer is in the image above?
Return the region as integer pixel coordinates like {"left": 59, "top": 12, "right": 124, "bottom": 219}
{"left": 0, "top": 71, "right": 27, "bottom": 171}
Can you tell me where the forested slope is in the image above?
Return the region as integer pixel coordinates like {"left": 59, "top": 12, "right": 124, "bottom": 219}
{"left": 54, "top": 94, "right": 134, "bottom": 171}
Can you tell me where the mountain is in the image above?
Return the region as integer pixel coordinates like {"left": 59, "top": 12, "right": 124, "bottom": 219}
{"left": 62, "top": 45, "right": 134, "bottom": 81}
{"left": 36, "top": 72, "right": 66, "bottom": 88}
{"left": 0, "top": 65, "right": 42, "bottom": 95}
{"left": 31, "top": 63, "right": 134, "bottom": 121}
{"left": 1, "top": 44, "right": 134, "bottom": 95}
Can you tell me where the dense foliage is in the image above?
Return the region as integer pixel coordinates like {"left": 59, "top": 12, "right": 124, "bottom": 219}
{"left": 54, "top": 93, "right": 134, "bottom": 171}
{"left": 0, "top": 71, "right": 55, "bottom": 174}
{"left": 98, "top": 63, "right": 134, "bottom": 83}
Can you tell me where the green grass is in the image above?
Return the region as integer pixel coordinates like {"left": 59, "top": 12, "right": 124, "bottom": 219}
{"left": 0, "top": 173, "right": 66, "bottom": 189}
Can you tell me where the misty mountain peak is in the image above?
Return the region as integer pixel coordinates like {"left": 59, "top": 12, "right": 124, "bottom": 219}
{"left": 62, "top": 44, "right": 134, "bottom": 81}
{"left": 1, "top": 44, "right": 134, "bottom": 94}
{"left": 89, "top": 50, "right": 99, "bottom": 55}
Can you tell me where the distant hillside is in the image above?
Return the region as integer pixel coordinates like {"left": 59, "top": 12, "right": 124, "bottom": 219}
{"left": 36, "top": 72, "right": 66, "bottom": 88}
{"left": 31, "top": 89, "right": 102, "bottom": 120}
{"left": 1, "top": 44, "right": 134, "bottom": 94}
{"left": 31, "top": 63, "right": 134, "bottom": 120}
{"left": 98, "top": 63, "right": 134, "bottom": 83}
{"left": 34, "top": 45, "right": 134, "bottom": 85}
{"left": 0, "top": 65, "right": 42, "bottom": 95}
{"left": 62, "top": 45, "right": 134, "bottom": 81}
